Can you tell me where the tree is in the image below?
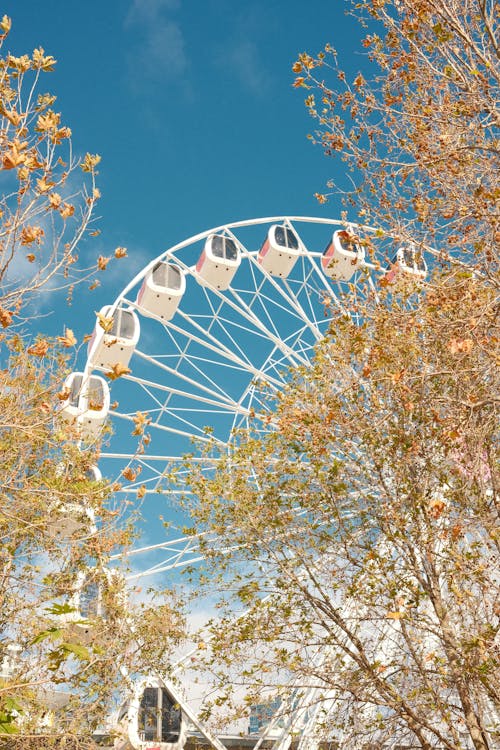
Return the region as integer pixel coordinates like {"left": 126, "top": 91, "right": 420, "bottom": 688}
{"left": 185, "top": 2, "right": 499, "bottom": 748}
{"left": 188, "top": 271, "right": 499, "bottom": 750}
{"left": 0, "top": 17, "right": 184, "bottom": 745}
{"left": 293, "top": 0, "right": 498, "bottom": 280}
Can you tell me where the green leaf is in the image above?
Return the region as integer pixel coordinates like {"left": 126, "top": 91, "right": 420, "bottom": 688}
{"left": 61, "top": 642, "right": 90, "bottom": 661}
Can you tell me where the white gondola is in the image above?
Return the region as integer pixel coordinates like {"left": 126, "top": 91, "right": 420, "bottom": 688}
{"left": 60, "top": 568, "right": 125, "bottom": 641}
{"left": 114, "top": 677, "right": 186, "bottom": 750}
{"left": 257, "top": 224, "right": 301, "bottom": 277}
{"left": 136, "top": 262, "right": 186, "bottom": 320}
{"left": 195, "top": 234, "right": 240, "bottom": 290}
{"left": 46, "top": 501, "right": 96, "bottom": 539}
{"left": 59, "top": 373, "right": 110, "bottom": 440}
{"left": 88, "top": 305, "right": 140, "bottom": 370}
{"left": 321, "top": 229, "right": 366, "bottom": 281}
{"left": 385, "top": 245, "right": 427, "bottom": 284}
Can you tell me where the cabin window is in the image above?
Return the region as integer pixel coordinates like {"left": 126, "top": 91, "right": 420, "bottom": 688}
{"left": 160, "top": 688, "right": 181, "bottom": 741}
{"left": 111, "top": 309, "right": 135, "bottom": 339}
{"left": 152, "top": 262, "right": 182, "bottom": 290}
{"left": 87, "top": 378, "right": 104, "bottom": 410}
{"left": 211, "top": 235, "right": 225, "bottom": 259}
{"left": 79, "top": 580, "right": 100, "bottom": 618}
{"left": 69, "top": 375, "right": 83, "bottom": 408}
{"left": 275, "top": 226, "right": 299, "bottom": 250}
{"left": 211, "top": 235, "right": 237, "bottom": 261}
{"left": 138, "top": 687, "right": 181, "bottom": 742}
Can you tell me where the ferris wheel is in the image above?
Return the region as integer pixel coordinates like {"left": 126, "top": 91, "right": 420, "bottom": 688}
{"left": 58, "top": 216, "right": 428, "bottom": 749}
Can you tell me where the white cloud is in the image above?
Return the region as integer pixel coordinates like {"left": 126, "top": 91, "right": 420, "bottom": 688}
{"left": 124, "top": 0, "right": 188, "bottom": 85}
{"left": 214, "top": 39, "right": 268, "bottom": 97}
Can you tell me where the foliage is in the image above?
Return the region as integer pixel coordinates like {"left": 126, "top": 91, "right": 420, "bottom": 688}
{"left": 185, "top": 2, "right": 499, "bottom": 748}
{"left": 293, "top": 0, "right": 499, "bottom": 279}
{"left": 188, "top": 271, "right": 499, "bottom": 750}
{"left": 0, "top": 16, "right": 185, "bottom": 744}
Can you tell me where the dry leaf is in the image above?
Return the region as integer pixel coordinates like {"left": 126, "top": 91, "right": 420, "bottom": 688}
{"left": 122, "top": 467, "right": 137, "bottom": 481}
{"left": 137, "top": 485, "right": 146, "bottom": 499}
{"left": 114, "top": 246, "right": 128, "bottom": 259}
{"left": 386, "top": 611, "right": 404, "bottom": 620}
{"left": 0, "top": 307, "right": 13, "bottom": 328}
{"left": 57, "top": 328, "right": 77, "bottom": 348}
{"left": 106, "top": 362, "right": 131, "bottom": 381}
{"left": 97, "top": 255, "right": 110, "bottom": 271}
{"left": 96, "top": 311, "right": 114, "bottom": 333}
{"left": 27, "top": 339, "right": 49, "bottom": 357}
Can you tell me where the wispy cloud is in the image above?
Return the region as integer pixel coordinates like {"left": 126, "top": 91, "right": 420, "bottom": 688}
{"left": 124, "top": 0, "right": 188, "bottom": 87}
{"left": 222, "top": 40, "right": 268, "bottom": 96}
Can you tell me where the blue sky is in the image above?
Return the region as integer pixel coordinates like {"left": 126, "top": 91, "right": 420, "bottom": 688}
{"left": 5, "top": 1, "right": 372, "bottom": 580}
{"left": 6, "top": 0, "right": 365, "bottom": 325}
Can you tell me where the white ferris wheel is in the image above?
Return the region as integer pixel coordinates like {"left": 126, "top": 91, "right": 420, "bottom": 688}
{"left": 58, "top": 215, "right": 428, "bottom": 750}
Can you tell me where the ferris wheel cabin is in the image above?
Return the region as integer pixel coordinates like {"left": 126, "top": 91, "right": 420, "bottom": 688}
{"left": 47, "top": 501, "right": 96, "bottom": 539}
{"left": 385, "top": 245, "right": 427, "bottom": 283}
{"left": 88, "top": 305, "right": 140, "bottom": 370}
{"left": 196, "top": 234, "right": 240, "bottom": 290}
{"left": 57, "top": 568, "right": 125, "bottom": 640}
{"left": 322, "top": 229, "right": 366, "bottom": 281}
{"left": 115, "top": 678, "right": 186, "bottom": 750}
{"left": 59, "top": 373, "right": 110, "bottom": 440}
{"left": 136, "top": 261, "right": 186, "bottom": 320}
{"left": 257, "top": 224, "right": 301, "bottom": 277}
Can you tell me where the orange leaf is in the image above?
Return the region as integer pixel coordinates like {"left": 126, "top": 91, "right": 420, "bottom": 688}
{"left": 105, "top": 362, "right": 131, "bottom": 381}
{"left": 386, "top": 611, "right": 404, "bottom": 620}
{"left": 95, "top": 311, "right": 114, "bottom": 333}
{"left": 20, "top": 225, "right": 44, "bottom": 245}
{"left": 122, "top": 467, "right": 137, "bottom": 481}
{"left": 57, "top": 387, "right": 71, "bottom": 401}
{"left": 26, "top": 253, "right": 36, "bottom": 263}
{"left": 137, "top": 485, "right": 146, "bottom": 499}
{"left": 0, "top": 307, "right": 13, "bottom": 327}
{"left": 57, "top": 328, "right": 77, "bottom": 348}
{"left": 114, "top": 246, "right": 127, "bottom": 259}
{"left": 48, "top": 192, "right": 62, "bottom": 210}
{"left": 27, "top": 339, "right": 50, "bottom": 357}
{"left": 97, "top": 255, "right": 110, "bottom": 271}
{"left": 59, "top": 202, "right": 75, "bottom": 219}
{"left": 448, "top": 338, "right": 473, "bottom": 354}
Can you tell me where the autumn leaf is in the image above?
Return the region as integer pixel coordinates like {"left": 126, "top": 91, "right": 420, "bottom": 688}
{"left": 137, "top": 485, "right": 146, "bottom": 499}
{"left": 32, "top": 47, "right": 56, "bottom": 71}
{"left": 57, "top": 328, "right": 77, "bottom": 348}
{"left": 0, "top": 15, "right": 11, "bottom": 34}
{"left": 59, "top": 202, "right": 75, "bottom": 219}
{"left": 26, "top": 254, "right": 36, "bottom": 263}
{"left": 48, "top": 192, "right": 62, "bottom": 210}
{"left": 386, "top": 611, "right": 404, "bottom": 620}
{"left": 0, "top": 307, "right": 13, "bottom": 328}
{"left": 97, "top": 255, "right": 110, "bottom": 271}
{"left": 81, "top": 153, "right": 101, "bottom": 173}
{"left": 2, "top": 146, "right": 25, "bottom": 169}
{"left": 95, "top": 311, "right": 114, "bottom": 333}
{"left": 36, "top": 176, "right": 55, "bottom": 194}
{"left": 27, "top": 339, "right": 50, "bottom": 357}
{"left": 110, "top": 400, "right": 119, "bottom": 410}
{"left": 448, "top": 338, "right": 473, "bottom": 354}
{"left": 114, "top": 246, "right": 127, "bottom": 259}
{"left": 21, "top": 226, "right": 44, "bottom": 245}
{"left": 105, "top": 362, "right": 131, "bottom": 381}
{"left": 429, "top": 497, "right": 446, "bottom": 519}
{"left": 57, "top": 387, "right": 71, "bottom": 401}
{"left": 36, "top": 110, "right": 60, "bottom": 133}
{"left": 122, "top": 467, "right": 138, "bottom": 481}
{"left": 132, "top": 411, "right": 151, "bottom": 436}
